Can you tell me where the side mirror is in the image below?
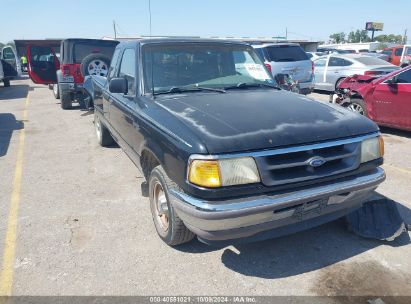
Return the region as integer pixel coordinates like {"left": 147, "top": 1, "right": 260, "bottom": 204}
{"left": 109, "top": 78, "right": 128, "bottom": 94}
{"left": 387, "top": 75, "right": 398, "bottom": 85}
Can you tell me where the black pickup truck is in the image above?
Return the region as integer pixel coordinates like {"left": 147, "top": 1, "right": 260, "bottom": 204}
{"left": 84, "top": 39, "right": 386, "bottom": 246}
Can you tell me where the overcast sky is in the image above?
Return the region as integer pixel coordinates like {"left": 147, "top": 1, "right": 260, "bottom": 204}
{"left": 1, "top": 0, "right": 410, "bottom": 43}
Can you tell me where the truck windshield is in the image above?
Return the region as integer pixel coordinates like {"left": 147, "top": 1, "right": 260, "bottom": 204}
{"left": 143, "top": 43, "right": 276, "bottom": 94}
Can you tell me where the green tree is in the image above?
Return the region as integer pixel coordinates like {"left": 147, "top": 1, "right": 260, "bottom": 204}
{"left": 347, "top": 30, "right": 370, "bottom": 43}
{"left": 375, "top": 34, "right": 403, "bottom": 43}
{"left": 329, "top": 32, "right": 346, "bottom": 44}
{"left": 376, "top": 43, "right": 388, "bottom": 51}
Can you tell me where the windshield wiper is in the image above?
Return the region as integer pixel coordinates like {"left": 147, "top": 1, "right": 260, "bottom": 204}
{"left": 153, "top": 86, "right": 225, "bottom": 96}
{"left": 224, "top": 82, "right": 281, "bottom": 90}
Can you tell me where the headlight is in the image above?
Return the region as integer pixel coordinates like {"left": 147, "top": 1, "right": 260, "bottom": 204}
{"left": 188, "top": 157, "right": 260, "bottom": 188}
{"left": 361, "top": 136, "right": 384, "bottom": 163}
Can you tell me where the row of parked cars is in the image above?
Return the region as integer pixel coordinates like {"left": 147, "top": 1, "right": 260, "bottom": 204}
{"left": 17, "top": 37, "right": 388, "bottom": 247}
{"left": 303, "top": 45, "right": 411, "bottom": 132}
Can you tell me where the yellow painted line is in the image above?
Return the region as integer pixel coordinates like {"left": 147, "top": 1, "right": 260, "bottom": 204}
{"left": 0, "top": 93, "right": 30, "bottom": 296}
{"left": 383, "top": 163, "right": 411, "bottom": 175}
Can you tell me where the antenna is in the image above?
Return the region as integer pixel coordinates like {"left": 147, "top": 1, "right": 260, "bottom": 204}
{"left": 148, "top": 0, "right": 152, "bottom": 38}
{"left": 113, "top": 20, "right": 117, "bottom": 39}
{"left": 148, "top": 0, "right": 155, "bottom": 97}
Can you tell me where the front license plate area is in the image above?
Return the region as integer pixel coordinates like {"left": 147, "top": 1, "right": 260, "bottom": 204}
{"left": 292, "top": 198, "right": 328, "bottom": 221}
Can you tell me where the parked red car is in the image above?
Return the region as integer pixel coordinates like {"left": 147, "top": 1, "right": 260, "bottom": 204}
{"left": 334, "top": 66, "right": 411, "bottom": 131}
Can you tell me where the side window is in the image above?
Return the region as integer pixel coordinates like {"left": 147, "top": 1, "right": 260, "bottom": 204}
{"left": 328, "top": 57, "right": 339, "bottom": 66}
{"left": 329, "top": 57, "right": 352, "bottom": 67}
{"left": 2, "top": 47, "right": 16, "bottom": 60}
{"left": 382, "top": 50, "right": 392, "bottom": 56}
{"left": 119, "top": 48, "right": 136, "bottom": 95}
{"left": 395, "top": 48, "right": 403, "bottom": 56}
{"left": 108, "top": 48, "right": 121, "bottom": 79}
{"left": 396, "top": 70, "right": 411, "bottom": 84}
{"left": 314, "top": 59, "right": 326, "bottom": 67}
{"left": 340, "top": 58, "right": 353, "bottom": 66}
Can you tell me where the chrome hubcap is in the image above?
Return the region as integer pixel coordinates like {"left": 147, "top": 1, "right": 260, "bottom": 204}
{"left": 348, "top": 103, "right": 365, "bottom": 115}
{"left": 88, "top": 60, "right": 108, "bottom": 76}
{"left": 53, "top": 84, "right": 58, "bottom": 95}
{"left": 152, "top": 180, "right": 169, "bottom": 232}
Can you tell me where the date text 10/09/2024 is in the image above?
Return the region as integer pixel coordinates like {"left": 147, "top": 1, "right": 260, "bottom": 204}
{"left": 149, "top": 296, "right": 257, "bottom": 303}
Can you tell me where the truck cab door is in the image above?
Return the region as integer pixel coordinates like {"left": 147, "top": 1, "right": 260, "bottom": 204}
{"left": 109, "top": 48, "right": 143, "bottom": 162}
{"left": 27, "top": 45, "right": 59, "bottom": 84}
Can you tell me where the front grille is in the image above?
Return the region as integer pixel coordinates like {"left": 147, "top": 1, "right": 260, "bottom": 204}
{"left": 254, "top": 141, "right": 361, "bottom": 186}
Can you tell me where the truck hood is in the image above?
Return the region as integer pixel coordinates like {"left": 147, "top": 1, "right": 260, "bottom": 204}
{"left": 155, "top": 90, "right": 379, "bottom": 154}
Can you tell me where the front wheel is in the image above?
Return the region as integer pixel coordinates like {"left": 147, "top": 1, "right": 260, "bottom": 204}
{"left": 347, "top": 98, "right": 368, "bottom": 117}
{"left": 149, "top": 166, "right": 195, "bottom": 246}
{"left": 94, "top": 111, "right": 114, "bottom": 147}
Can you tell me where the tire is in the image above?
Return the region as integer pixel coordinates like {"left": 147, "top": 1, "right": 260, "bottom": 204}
{"left": 149, "top": 166, "right": 195, "bottom": 246}
{"left": 94, "top": 111, "right": 114, "bottom": 147}
{"left": 335, "top": 77, "right": 346, "bottom": 90}
{"left": 53, "top": 84, "right": 60, "bottom": 99}
{"left": 60, "top": 92, "right": 72, "bottom": 109}
{"left": 80, "top": 54, "right": 111, "bottom": 78}
{"left": 347, "top": 98, "right": 368, "bottom": 117}
{"left": 3, "top": 79, "right": 10, "bottom": 87}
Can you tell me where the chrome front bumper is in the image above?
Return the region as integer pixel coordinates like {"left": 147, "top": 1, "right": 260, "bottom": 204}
{"left": 169, "top": 168, "right": 386, "bottom": 242}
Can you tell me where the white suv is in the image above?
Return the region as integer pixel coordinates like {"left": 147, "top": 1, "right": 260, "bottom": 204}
{"left": 252, "top": 43, "right": 315, "bottom": 94}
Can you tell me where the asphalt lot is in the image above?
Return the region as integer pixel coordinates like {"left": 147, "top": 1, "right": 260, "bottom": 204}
{"left": 0, "top": 77, "right": 411, "bottom": 297}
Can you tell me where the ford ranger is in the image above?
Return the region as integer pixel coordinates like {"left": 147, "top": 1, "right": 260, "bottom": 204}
{"left": 84, "top": 39, "right": 386, "bottom": 246}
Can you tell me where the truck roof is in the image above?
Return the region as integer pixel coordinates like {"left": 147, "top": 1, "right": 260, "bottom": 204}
{"left": 117, "top": 38, "right": 249, "bottom": 48}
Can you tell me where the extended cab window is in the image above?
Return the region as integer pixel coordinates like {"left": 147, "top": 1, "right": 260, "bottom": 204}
{"left": 253, "top": 48, "right": 266, "bottom": 61}
{"left": 119, "top": 48, "right": 136, "bottom": 95}
{"left": 396, "top": 69, "right": 411, "bottom": 83}
{"left": 143, "top": 44, "right": 274, "bottom": 94}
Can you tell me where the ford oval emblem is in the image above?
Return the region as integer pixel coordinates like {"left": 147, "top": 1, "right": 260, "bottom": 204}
{"left": 309, "top": 157, "right": 326, "bottom": 167}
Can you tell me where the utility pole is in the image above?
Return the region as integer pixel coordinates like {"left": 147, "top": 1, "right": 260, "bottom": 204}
{"left": 286, "top": 27, "right": 288, "bottom": 40}
{"left": 404, "top": 29, "right": 408, "bottom": 44}
{"left": 113, "top": 20, "right": 117, "bottom": 39}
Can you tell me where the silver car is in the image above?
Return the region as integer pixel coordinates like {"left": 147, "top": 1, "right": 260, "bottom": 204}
{"left": 253, "top": 43, "right": 314, "bottom": 94}
{"left": 313, "top": 54, "right": 399, "bottom": 91}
